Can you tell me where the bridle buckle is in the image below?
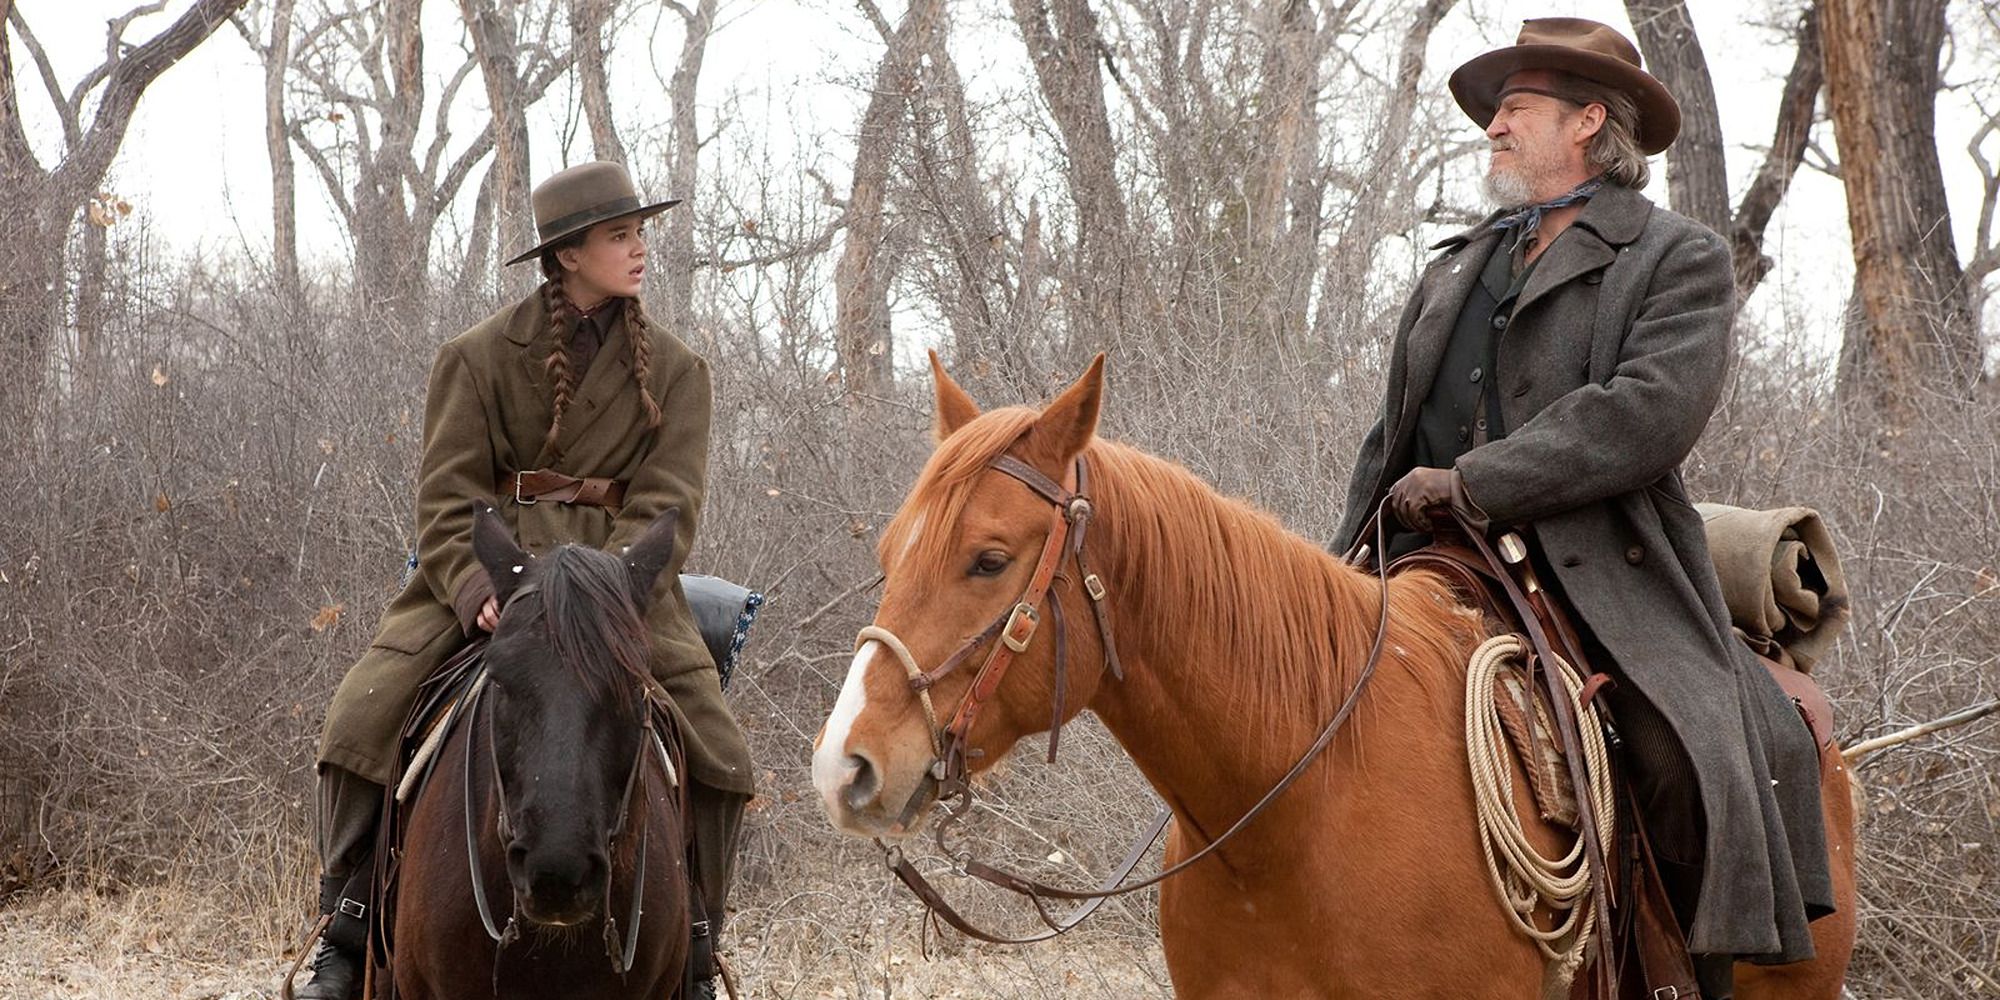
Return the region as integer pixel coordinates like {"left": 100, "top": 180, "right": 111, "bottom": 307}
{"left": 1083, "top": 573, "right": 1107, "bottom": 602}
{"left": 1001, "top": 602, "right": 1040, "bottom": 653}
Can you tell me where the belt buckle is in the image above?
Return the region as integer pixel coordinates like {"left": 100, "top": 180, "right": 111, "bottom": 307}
{"left": 337, "top": 897, "right": 368, "bottom": 920}
{"left": 1651, "top": 988, "right": 1679, "bottom": 1000}
{"left": 514, "top": 471, "right": 537, "bottom": 506}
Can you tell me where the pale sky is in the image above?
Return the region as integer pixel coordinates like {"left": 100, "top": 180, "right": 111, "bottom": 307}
{"left": 14, "top": 0, "right": 1999, "bottom": 368}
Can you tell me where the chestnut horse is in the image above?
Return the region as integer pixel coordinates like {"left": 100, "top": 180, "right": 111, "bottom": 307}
{"left": 812, "top": 356, "right": 1856, "bottom": 998}
{"left": 392, "top": 505, "right": 690, "bottom": 999}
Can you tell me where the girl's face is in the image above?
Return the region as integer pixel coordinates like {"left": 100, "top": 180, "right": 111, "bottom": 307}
{"left": 556, "top": 217, "right": 647, "bottom": 305}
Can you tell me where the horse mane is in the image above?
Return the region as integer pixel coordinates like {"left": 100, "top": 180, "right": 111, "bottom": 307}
{"left": 510, "top": 545, "right": 653, "bottom": 712}
{"left": 1085, "top": 442, "right": 1477, "bottom": 724}
{"left": 883, "top": 408, "right": 1477, "bottom": 725}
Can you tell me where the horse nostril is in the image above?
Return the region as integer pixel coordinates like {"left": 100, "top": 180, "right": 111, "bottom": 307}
{"left": 842, "top": 753, "right": 880, "bottom": 812}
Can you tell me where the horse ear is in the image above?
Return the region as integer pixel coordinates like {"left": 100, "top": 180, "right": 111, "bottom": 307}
{"left": 930, "top": 349, "right": 980, "bottom": 442}
{"left": 620, "top": 506, "right": 682, "bottom": 607}
{"left": 471, "top": 500, "right": 530, "bottom": 605}
{"left": 1022, "top": 353, "right": 1105, "bottom": 468}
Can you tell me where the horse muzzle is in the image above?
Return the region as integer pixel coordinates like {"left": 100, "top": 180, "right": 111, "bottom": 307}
{"left": 507, "top": 842, "right": 609, "bottom": 927}
{"left": 814, "top": 745, "right": 940, "bottom": 840}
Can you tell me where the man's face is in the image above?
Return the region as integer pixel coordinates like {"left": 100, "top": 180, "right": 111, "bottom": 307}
{"left": 1483, "top": 69, "right": 1591, "bottom": 207}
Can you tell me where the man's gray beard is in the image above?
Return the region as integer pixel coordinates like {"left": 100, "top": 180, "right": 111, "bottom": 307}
{"left": 1484, "top": 166, "right": 1537, "bottom": 209}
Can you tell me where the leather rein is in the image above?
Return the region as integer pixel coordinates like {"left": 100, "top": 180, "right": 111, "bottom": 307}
{"left": 459, "top": 582, "right": 679, "bottom": 984}
{"left": 857, "top": 453, "right": 1400, "bottom": 945}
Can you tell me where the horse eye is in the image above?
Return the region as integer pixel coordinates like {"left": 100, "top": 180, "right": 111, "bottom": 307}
{"left": 969, "top": 551, "right": 1010, "bottom": 577}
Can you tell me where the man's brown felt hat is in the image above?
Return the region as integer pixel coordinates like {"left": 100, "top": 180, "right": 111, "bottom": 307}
{"left": 504, "top": 161, "right": 680, "bottom": 266}
{"left": 1448, "top": 17, "right": 1681, "bottom": 155}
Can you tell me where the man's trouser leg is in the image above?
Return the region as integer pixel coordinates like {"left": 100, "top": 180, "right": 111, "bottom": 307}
{"left": 296, "top": 764, "right": 383, "bottom": 1000}
{"left": 1601, "top": 677, "right": 1735, "bottom": 997}
{"left": 686, "top": 780, "right": 749, "bottom": 996}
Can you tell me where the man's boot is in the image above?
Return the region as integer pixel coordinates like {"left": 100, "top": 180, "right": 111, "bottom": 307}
{"left": 1691, "top": 953, "right": 1735, "bottom": 1000}
{"left": 294, "top": 868, "right": 369, "bottom": 1000}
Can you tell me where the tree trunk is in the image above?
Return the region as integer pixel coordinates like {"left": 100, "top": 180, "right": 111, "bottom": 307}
{"left": 264, "top": 0, "right": 302, "bottom": 308}
{"left": 1729, "top": 3, "right": 1822, "bottom": 300}
{"left": 1623, "top": 0, "right": 1729, "bottom": 236}
{"left": 836, "top": 0, "right": 931, "bottom": 403}
{"left": 1823, "top": 0, "right": 1978, "bottom": 419}
{"left": 1009, "top": 0, "right": 1128, "bottom": 338}
{"left": 462, "top": 0, "right": 534, "bottom": 298}
{"left": 660, "top": 0, "right": 715, "bottom": 328}
{"left": 905, "top": 0, "right": 1007, "bottom": 368}
{"left": 1238, "top": 0, "right": 1322, "bottom": 351}
{"left": 571, "top": 0, "right": 627, "bottom": 164}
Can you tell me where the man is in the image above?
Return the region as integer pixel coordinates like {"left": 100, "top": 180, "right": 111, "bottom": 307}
{"left": 1331, "top": 18, "right": 1833, "bottom": 997}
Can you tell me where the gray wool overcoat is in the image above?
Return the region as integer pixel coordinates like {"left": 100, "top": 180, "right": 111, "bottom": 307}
{"left": 319, "top": 290, "right": 754, "bottom": 798}
{"left": 1333, "top": 182, "right": 1832, "bottom": 961}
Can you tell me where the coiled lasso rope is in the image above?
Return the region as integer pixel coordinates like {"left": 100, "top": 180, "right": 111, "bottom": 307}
{"left": 1465, "top": 634, "right": 1616, "bottom": 986}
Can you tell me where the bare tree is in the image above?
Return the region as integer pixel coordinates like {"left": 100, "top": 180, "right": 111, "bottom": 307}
{"left": 1009, "top": 0, "right": 1128, "bottom": 336}
{"left": 571, "top": 0, "right": 627, "bottom": 164}
{"left": 461, "top": 0, "right": 546, "bottom": 299}
{"left": 287, "top": 0, "right": 572, "bottom": 328}
{"left": 1624, "top": 0, "right": 1729, "bottom": 236}
{"left": 834, "top": 0, "right": 933, "bottom": 402}
{"left": 1823, "top": 0, "right": 1980, "bottom": 417}
{"left": 1728, "top": 3, "right": 1823, "bottom": 300}
{"left": 1315, "top": 0, "right": 1458, "bottom": 348}
{"left": 0, "top": 0, "right": 249, "bottom": 387}
{"left": 659, "top": 0, "right": 716, "bottom": 327}
{"left": 231, "top": 0, "right": 304, "bottom": 308}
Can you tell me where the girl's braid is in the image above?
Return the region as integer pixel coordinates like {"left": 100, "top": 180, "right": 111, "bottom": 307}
{"left": 540, "top": 279, "right": 578, "bottom": 457}
{"left": 623, "top": 296, "right": 665, "bottom": 430}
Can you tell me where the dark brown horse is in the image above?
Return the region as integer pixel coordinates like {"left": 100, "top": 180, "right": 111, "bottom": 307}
{"left": 392, "top": 505, "right": 691, "bottom": 999}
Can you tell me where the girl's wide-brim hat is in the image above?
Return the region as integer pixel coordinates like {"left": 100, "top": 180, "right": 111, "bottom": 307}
{"left": 504, "top": 161, "right": 680, "bottom": 266}
{"left": 1447, "top": 17, "right": 1681, "bottom": 156}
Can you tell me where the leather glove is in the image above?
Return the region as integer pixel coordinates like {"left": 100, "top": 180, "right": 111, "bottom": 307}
{"left": 1387, "top": 466, "right": 1456, "bottom": 531}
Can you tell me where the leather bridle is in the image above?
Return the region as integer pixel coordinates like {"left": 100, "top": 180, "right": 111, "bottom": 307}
{"left": 461, "top": 582, "right": 680, "bottom": 985}
{"left": 857, "top": 453, "right": 1123, "bottom": 810}
{"left": 853, "top": 452, "right": 1401, "bottom": 945}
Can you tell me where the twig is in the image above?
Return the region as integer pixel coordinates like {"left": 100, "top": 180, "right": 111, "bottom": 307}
{"left": 1843, "top": 698, "right": 2000, "bottom": 761}
{"left": 796, "top": 574, "right": 884, "bottom": 633}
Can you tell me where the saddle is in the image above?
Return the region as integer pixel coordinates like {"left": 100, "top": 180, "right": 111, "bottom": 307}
{"left": 1383, "top": 517, "right": 1839, "bottom": 1000}
{"left": 1382, "top": 521, "right": 1700, "bottom": 1000}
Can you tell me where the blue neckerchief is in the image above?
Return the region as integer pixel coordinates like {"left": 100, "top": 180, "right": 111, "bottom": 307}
{"left": 1492, "top": 176, "right": 1603, "bottom": 252}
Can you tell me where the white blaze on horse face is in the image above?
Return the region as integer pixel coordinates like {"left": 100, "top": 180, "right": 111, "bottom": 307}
{"left": 812, "top": 639, "right": 881, "bottom": 818}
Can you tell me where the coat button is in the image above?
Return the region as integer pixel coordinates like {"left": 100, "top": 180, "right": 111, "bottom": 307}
{"left": 1469, "top": 366, "right": 1484, "bottom": 383}
{"left": 1491, "top": 314, "right": 1509, "bottom": 331}
{"left": 1457, "top": 425, "right": 1470, "bottom": 442}
{"left": 1625, "top": 545, "right": 1645, "bottom": 565}
{"left": 1583, "top": 270, "right": 1603, "bottom": 285}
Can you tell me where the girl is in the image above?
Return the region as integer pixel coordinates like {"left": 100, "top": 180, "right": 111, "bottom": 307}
{"left": 297, "top": 162, "right": 752, "bottom": 999}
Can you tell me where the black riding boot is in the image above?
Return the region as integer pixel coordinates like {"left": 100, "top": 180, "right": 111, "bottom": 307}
{"left": 1691, "top": 952, "right": 1735, "bottom": 999}
{"left": 295, "top": 871, "right": 369, "bottom": 1000}
{"left": 296, "top": 765, "right": 382, "bottom": 1000}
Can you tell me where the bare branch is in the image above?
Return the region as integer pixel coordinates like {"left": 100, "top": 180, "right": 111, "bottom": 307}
{"left": 5, "top": 8, "right": 80, "bottom": 147}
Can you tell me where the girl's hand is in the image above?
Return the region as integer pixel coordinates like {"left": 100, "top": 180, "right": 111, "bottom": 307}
{"left": 477, "top": 596, "right": 500, "bottom": 633}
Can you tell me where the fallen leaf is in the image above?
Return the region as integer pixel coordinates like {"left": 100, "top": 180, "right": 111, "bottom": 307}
{"left": 318, "top": 438, "right": 337, "bottom": 455}
{"left": 150, "top": 365, "right": 168, "bottom": 387}
{"left": 153, "top": 493, "right": 171, "bottom": 512}
{"left": 310, "top": 604, "right": 346, "bottom": 633}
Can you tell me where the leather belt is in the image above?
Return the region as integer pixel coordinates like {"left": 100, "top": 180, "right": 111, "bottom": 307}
{"left": 503, "top": 470, "right": 627, "bottom": 509}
